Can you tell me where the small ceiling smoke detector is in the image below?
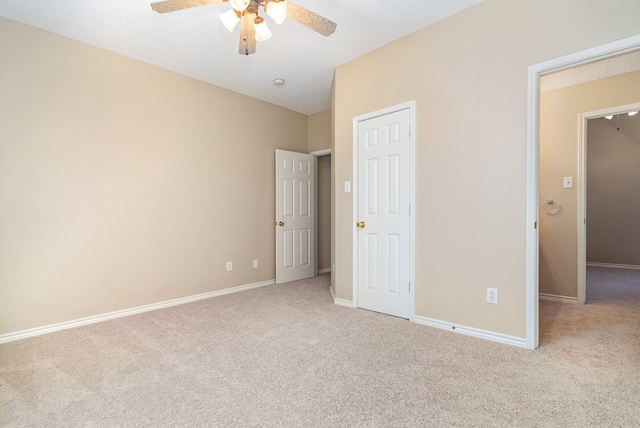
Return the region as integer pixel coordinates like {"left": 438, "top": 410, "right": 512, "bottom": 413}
{"left": 273, "top": 78, "right": 285, "bottom": 86}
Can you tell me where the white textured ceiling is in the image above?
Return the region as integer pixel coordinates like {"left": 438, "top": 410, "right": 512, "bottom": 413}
{"left": 0, "top": 0, "right": 482, "bottom": 114}
{"left": 541, "top": 50, "right": 640, "bottom": 93}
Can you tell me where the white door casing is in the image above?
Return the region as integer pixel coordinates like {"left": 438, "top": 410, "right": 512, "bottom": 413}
{"left": 275, "top": 149, "right": 315, "bottom": 284}
{"left": 354, "top": 105, "right": 414, "bottom": 319}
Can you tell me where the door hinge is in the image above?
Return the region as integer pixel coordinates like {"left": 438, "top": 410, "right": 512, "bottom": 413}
{"left": 408, "top": 127, "right": 411, "bottom": 137}
{"left": 534, "top": 221, "right": 537, "bottom": 229}
{"left": 408, "top": 204, "right": 411, "bottom": 215}
{"left": 408, "top": 281, "right": 411, "bottom": 292}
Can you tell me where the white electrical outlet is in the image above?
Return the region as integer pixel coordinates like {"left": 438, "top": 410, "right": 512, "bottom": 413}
{"left": 226, "top": 261, "right": 232, "bottom": 271}
{"left": 253, "top": 259, "right": 259, "bottom": 268}
{"left": 487, "top": 287, "right": 498, "bottom": 304}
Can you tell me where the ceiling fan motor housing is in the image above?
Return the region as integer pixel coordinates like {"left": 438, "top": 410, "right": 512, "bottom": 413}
{"left": 247, "top": 0, "right": 260, "bottom": 14}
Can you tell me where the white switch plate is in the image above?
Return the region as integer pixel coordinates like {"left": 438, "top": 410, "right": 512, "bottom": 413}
{"left": 563, "top": 176, "right": 574, "bottom": 189}
{"left": 344, "top": 181, "right": 351, "bottom": 193}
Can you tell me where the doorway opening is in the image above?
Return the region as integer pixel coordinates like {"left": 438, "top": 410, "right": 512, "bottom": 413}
{"left": 527, "top": 34, "right": 640, "bottom": 349}
{"left": 579, "top": 104, "right": 640, "bottom": 303}
{"left": 311, "top": 150, "right": 332, "bottom": 277}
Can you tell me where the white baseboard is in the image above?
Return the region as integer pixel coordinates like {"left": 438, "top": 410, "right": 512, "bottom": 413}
{"left": 0, "top": 279, "right": 275, "bottom": 344}
{"left": 328, "top": 292, "right": 526, "bottom": 348}
{"left": 329, "top": 286, "right": 356, "bottom": 308}
{"left": 413, "top": 315, "right": 528, "bottom": 348}
{"left": 539, "top": 293, "right": 578, "bottom": 304}
{"left": 317, "top": 267, "right": 331, "bottom": 274}
{"left": 587, "top": 262, "right": 640, "bottom": 271}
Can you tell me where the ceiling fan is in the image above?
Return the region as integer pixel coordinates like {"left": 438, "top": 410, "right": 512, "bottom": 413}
{"left": 150, "top": 0, "right": 337, "bottom": 55}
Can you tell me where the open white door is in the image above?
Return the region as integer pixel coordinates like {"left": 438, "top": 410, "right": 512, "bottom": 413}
{"left": 275, "top": 150, "right": 315, "bottom": 284}
{"left": 356, "top": 107, "right": 413, "bottom": 319}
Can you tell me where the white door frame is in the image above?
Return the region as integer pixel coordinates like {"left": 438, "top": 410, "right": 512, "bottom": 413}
{"left": 577, "top": 102, "right": 640, "bottom": 304}
{"left": 526, "top": 34, "right": 640, "bottom": 350}
{"left": 352, "top": 100, "right": 416, "bottom": 321}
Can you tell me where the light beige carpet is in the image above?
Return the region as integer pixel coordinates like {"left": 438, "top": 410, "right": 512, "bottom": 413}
{"left": 1, "top": 267, "right": 639, "bottom": 427}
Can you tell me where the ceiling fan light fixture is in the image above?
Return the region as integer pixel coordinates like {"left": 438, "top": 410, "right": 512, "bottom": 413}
{"left": 254, "top": 17, "right": 272, "bottom": 41}
{"left": 604, "top": 115, "right": 614, "bottom": 120}
{"left": 265, "top": 1, "right": 287, "bottom": 25}
{"left": 219, "top": 9, "right": 241, "bottom": 32}
{"left": 230, "top": 0, "right": 250, "bottom": 12}
{"left": 629, "top": 111, "right": 639, "bottom": 116}
{"left": 150, "top": 0, "right": 336, "bottom": 55}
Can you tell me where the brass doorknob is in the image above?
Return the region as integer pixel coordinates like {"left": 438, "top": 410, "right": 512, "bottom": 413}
{"left": 357, "top": 221, "right": 366, "bottom": 228}
{"left": 276, "top": 221, "right": 285, "bottom": 226}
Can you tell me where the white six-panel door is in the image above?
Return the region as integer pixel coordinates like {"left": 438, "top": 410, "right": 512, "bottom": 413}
{"left": 275, "top": 150, "right": 315, "bottom": 284}
{"left": 356, "top": 108, "right": 412, "bottom": 319}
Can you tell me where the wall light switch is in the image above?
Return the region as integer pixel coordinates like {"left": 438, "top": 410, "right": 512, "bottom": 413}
{"left": 344, "top": 181, "right": 351, "bottom": 193}
{"left": 563, "top": 177, "right": 574, "bottom": 189}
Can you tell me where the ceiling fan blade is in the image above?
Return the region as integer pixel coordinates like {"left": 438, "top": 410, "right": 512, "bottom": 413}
{"left": 150, "top": 0, "right": 225, "bottom": 14}
{"left": 239, "top": 13, "right": 257, "bottom": 55}
{"left": 286, "top": 1, "right": 336, "bottom": 37}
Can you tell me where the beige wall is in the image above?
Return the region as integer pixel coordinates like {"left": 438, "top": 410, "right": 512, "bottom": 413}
{"left": 307, "top": 109, "right": 331, "bottom": 153}
{"left": 539, "top": 70, "right": 640, "bottom": 298}
{"left": 586, "top": 113, "right": 640, "bottom": 266}
{"left": 0, "top": 17, "right": 308, "bottom": 335}
{"left": 333, "top": 0, "right": 640, "bottom": 338}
